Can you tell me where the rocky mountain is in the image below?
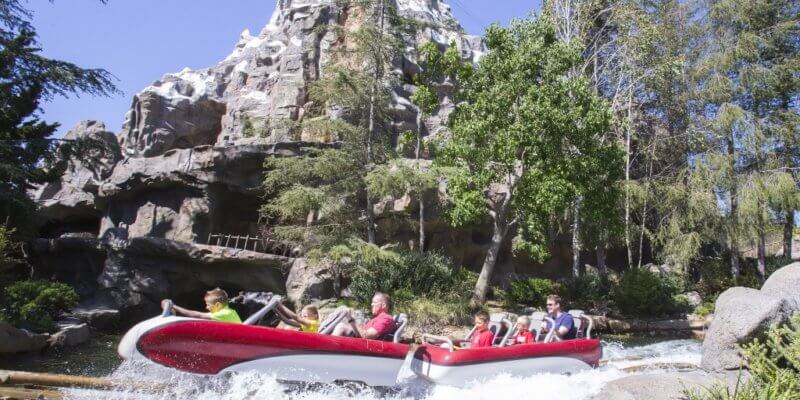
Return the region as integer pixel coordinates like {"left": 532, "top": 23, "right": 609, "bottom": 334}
{"left": 29, "top": 0, "right": 573, "bottom": 326}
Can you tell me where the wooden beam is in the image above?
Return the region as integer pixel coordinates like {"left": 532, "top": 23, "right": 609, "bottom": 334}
{"left": 0, "top": 386, "right": 63, "bottom": 400}
{"left": 0, "top": 370, "right": 167, "bottom": 392}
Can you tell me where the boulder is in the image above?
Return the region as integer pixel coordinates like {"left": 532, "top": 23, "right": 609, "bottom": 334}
{"left": 761, "top": 261, "right": 800, "bottom": 309}
{"left": 48, "top": 323, "right": 92, "bottom": 348}
{"left": 0, "top": 322, "right": 49, "bottom": 354}
{"left": 69, "top": 297, "right": 121, "bottom": 331}
{"left": 593, "top": 372, "right": 739, "bottom": 400}
{"left": 701, "top": 287, "right": 791, "bottom": 371}
{"left": 285, "top": 257, "right": 337, "bottom": 308}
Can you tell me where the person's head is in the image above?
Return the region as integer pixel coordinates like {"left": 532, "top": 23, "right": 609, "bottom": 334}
{"left": 474, "top": 311, "right": 490, "bottom": 332}
{"left": 371, "top": 292, "right": 391, "bottom": 315}
{"left": 300, "top": 305, "right": 319, "bottom": 321}
{"left": 516, "top": 315, "right": 530, "bottom": 330}
{"left": 546, "top": 294, "right": 563, "bottom": 314}
{"left": 204, "top": 288, "right": 229, "bottom": 312}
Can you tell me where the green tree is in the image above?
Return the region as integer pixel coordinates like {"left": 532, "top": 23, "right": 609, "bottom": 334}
{"left": 438, "top": 16, "right": 622, "bottom": 305}
{"left": 386, "top": 41, "right": 465, "bottom": 252}
{"left": 261, "top": 0, "right": 411, "bottom": 250}
{"left": 0, "top": 0, "right": 117, "bottom": 232}
{"left": 692, "top": 0, "right": 799, "bottom": 278}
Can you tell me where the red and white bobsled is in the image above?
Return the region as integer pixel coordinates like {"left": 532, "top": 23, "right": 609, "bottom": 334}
{"left": 118, "top": 295, "right": 410, "bottom": 387}
{"left": 410, "top": 312, "right": 602, "bottom": 386}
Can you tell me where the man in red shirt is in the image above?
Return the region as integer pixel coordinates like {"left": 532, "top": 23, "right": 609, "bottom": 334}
{"left": 469, "top": 311, "right": 495, "bottom": 348}
{"left": 333, "top": 292, "right": 396, "bottom": 340}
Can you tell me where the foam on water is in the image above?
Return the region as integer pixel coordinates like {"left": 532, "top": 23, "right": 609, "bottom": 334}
{"left": 61, "top": 339, "right": 701, "bottom": 400}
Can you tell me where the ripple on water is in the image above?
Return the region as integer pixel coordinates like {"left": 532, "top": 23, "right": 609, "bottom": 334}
{"left": 59, "top": 338, "right": 702, "bottom": 400}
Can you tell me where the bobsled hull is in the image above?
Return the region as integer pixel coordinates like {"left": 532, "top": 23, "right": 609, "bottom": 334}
{"left": 118, "top": 316, "right": 409, "bottom": 387}
{"left": 410, "top": 339, "right": 601, "bottom": 386}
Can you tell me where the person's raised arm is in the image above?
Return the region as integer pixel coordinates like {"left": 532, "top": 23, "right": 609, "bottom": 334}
{"left": 172, "top": 304, "right": 211, "bottom": 319}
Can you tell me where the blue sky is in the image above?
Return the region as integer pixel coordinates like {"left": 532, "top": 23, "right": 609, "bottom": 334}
{"left": 27, "top": 1, "right": 538, "bottom": 137}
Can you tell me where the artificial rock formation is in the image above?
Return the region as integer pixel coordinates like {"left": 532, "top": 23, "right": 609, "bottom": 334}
{"left": 26, "top": 0, "right": 488, "bottom": 325}
{"left": 28, "top": 1, "right": 581, "bottom": 325}
{"left": 32, "top": 121, "right": 122, "bottom": 237}
{"left": 701, "top": 262, "right": 800, "bottom": 371}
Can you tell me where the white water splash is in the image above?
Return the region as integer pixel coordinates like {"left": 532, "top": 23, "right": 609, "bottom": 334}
{"left": 62, "top": 339, "right": 701, "bottom": 400}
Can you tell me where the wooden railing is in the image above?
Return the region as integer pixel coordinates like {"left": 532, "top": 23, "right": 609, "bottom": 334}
{"left": 206, "top": 233, "right": 293, "bottom": 257}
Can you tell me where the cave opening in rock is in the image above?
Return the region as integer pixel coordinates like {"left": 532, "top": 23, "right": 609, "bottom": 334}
{"left": 206, "top": 184, "right": 263, "bottom": 248}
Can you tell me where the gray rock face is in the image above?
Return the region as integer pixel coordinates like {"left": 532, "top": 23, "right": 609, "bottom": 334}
{"left": 26, "top": 0, "right": 492, "bottom": 324}
{"left": 593, "top": 372, "right": 739, "bottom": 400}
{"left": 68, "top": 304, "right": 120, "bottom": 331}
{"left": 48, "top": 323, "right": 92, "bottom": 348}
{"left": 286, "top": 257, "right": 338, "bottom": 308}
{"left": 120, "top": 83, "right": 226, "bottom": 157}
{"left": 0, "top": 322, "right": 49, "bottom": 354}
{"left": 118, "top": 0, "right": 483, "bottom": 158}
{"left": 761, "top": 261, "right": 800, "bottom": 309}
{"left": 31, "top": 121, "right": 121, "bottom": 232}
{"left": 701, "top": 286, "right": 792, "bottom": 371}
{"left": 95, "top": 237, "right": 292, "bottom": 324}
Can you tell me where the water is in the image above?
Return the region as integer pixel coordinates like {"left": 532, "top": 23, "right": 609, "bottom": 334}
{"left": 53, "top": 337, "right": 701, "bottom": 400}
{"left": 0, "top": 334, "right": 121, "bottom": 377}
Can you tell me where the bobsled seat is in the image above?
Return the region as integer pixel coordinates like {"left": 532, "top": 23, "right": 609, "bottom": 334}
{"left": 489, "top": 313, "right": 514, "bottom": 347}
{"left": 380, "top": 313, "right": 408, "bottom": 343}
{"left": 530, "top": 311, "right": 559, "bottom": 343}
{"left": 568, "top": 309, "right": 593, "bottom": 339}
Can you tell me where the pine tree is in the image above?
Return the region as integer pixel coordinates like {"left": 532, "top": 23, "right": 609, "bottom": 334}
{"left": 693, "top": 0, "right": 800, "bottom": 278}
{"left": 0, "top": 0, "right": 117, "bottom": 232}
{"left": 261, "top": 0, "right": 412, "bottom": 250}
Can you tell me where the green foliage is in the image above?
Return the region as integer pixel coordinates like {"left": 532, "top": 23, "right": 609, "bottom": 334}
{"left": 436, "top": 15, "right": 621, "bottom": 303}
{"left": 612, "top": 269, "right": 689, "bottom": 317}
{"left": 562, "top": 273, "right": 614, "bottom": 313}
{"left": 262, "top": 147, "right": 364, "bottom": 249}
{"left": 0, "top": 224, "right": 18, "bottom": 274}
{"left": 0, "top": 280, "right": 79, "bottom": 332}
{"left": 687, "top": 314, "right": 800, "bottom": 400}
{"left": 501, "top": 278, "right": 562, "bottom": 309}
{"left": 694, "top": 301, "right": 715, "bottom": 318}
{"left": 1, "top": 2, "right": 117, "bottom": 231}
{"left": 399, "top": 297, "right": 473, "bottom": 328}
{"left": 342, "top": 240, "right": 474, "bottom": 305}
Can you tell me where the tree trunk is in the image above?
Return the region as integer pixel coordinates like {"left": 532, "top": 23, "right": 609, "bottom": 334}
{"left": 363, "top": 0, "right": 385, "bottom": 245}
{"left": 472, "top": 216, "right": 506, "bottom": 306}
{"left": 596, "top": 245, "right": 607, "bottom": 275}
{"left": 572, "top": 197, "right": 581, "bottom": 278}
{"left": 416, "top": 106, "right": 425, "bottom": 253}
{"left": 784, "top": 209, "right": 794, "bottom": 260}
{"left": 624, "top": 92, "right": 633, "bottom": 268}
{"left": 757, "top": 230, "right": 766, "bottom": 280}
{"left": 728, "top": 132, "right": 740, "bottom": 278}
{"left": 365, "top": 91, "right": 377, "bottom": 244}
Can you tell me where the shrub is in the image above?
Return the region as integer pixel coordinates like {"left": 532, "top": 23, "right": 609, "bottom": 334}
{"left": 562, "top": 273, "right": 613, "bottom": 313}
{"left": 501, "top": 278, "right": 562, "bottom": 309}
{"left": 399, "top": 297, "right": 473, "bottom": 329}
{"left": 0, "top": 224, "right": 18, "bottom": 275}
{"left": 0, "top": 280, "right": 79, "bottom": 332}
{"left": 612, "top": 269, "right": 688, "bottom": 317}
{"left": 694, "top": 301, "right": 715, "bottom": 318}
{"left": 694, "top": 258, "right": 734, "bottom": 299}
{"left": 687, "top": 314, "right": 800, "bottom": 400}
{"left": 343, "top": 240, "right": 475, "bottom": 307}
